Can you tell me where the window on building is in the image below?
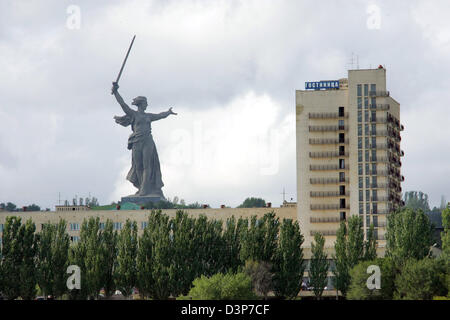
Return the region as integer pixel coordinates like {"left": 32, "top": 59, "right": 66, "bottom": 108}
{"left": 374, "top": 229, "right": 378, "bottom": 240}
{"left": 358, "top": 110, "right": 362, "bottom": 122}
{"left": 359, "top": 202, "right": 364, "bottom": 214}
{"left": 371, "top": 97, "right": 376, "bottom": 107}
{"left": 372, "top": 202, "right": 378, "bottom": 214}
{"left": 365, "top": 110, "right": 369, "bottom": 122}
{"left": 114, "top": 222, "right": 122, "bottom": 230}
{"left": 339, "top": 159, "right": 345, "bottom": 169}
{"left": 358, "top": 164, "right": 363, "bottom": 175}
{"left": 365, "top": 124, "right": 369, "bottom": 135}
{"left": 339, "top": 146, "right": 345, "bottom": 156}
{"left": 339, "top": 172, "right": 345, "bottom": 182}
{"left": 340, "top": 185, "right": 346, "bottom": 196}
{"left": 339, "top": 133, "right": 345, "bottom": 143}
{"left": 365, "top": 150, "right": 370, "bottom": 162}
{"left": 366, "top": 203, "right": 370, "bottom": 214}
{"left": 340, "top": 198, "right": 346, "bottom": 209}
{"left": 358, "top": 97, "right": 362, "bottom": 109}
{"left": 366, "top": 190, "right": 370, "bottom": 201}
{"left": 359, "top": 190, "right": 363, "bottom": 201}
{"left": 365, "top": 137, "right": 369, "bottom": 149}
{"left": 364, "top": 97, "right": 369, "bottom": 108}
{"left": 373, "top": 215, "right": 378, "bottom": 227}
{"left": 371, "top": 150, "right": 377, "bottom": 161}
{"left": 357, "top": 84, "right": 362, "bottom": 97}
{"left": 366, "top": 177, "right": 370, "bottom": 188}
{"left": 99, "top": 222, "right": 105, "bottom": 230}
{"left": 370, "top": 84, "right": 376, "bottom": 94}
{"left": 372, "top": 163, "right": 377, "bottom": 173}
{"left": 338, "top": 119, "right": 345, "bottom": 130}
{"left": 365, "top": 163, "right": 370, "bottom": 174}
{"left": 371, "top": 124, "right": 376, "bottom": 134}
{"left": 340, "top": 212, "right": 346, "bottom": 221}
{"left": 372, "top": 136, "right": 376, "bottom": 146}
{"left": 366, "top": 216, "right": 370, "bottom": 227}
{"left": 358, "top": 124, "right": 362, "bottom": 136}
{"left": 372, "top": 176, "right": 377, "bottom": 187}
{"left": 339, "top": 106, "right": 344, "bottom": 117}
{"left": 372, "top": 190, "right": 378, "bottom": 201}
{"left": 358, "top": 150, "right": 363, "bottom": 162}
{"left": 359, "top": 177, "right": 363, "bottom": 188}
{"left": 364, "top": 84, "right": 369, "bottom": 96}
{"left": 358, "top": 138, "right": 362, "bottom": 149}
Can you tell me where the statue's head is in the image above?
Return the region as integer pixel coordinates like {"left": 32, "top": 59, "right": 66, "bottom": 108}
{"left": 132, "top": 96, "right": 148, "bottom": 111}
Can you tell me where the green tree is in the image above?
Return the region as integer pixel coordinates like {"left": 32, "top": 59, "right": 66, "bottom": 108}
{"left": 238, "top": 197, "right": 266, "bottom": 208}
{"left": 364, "top": 224, "right": 377, "bottom": 261}
{"left": 115, "top": 219, "right": 138, "bottom": 298}
{"left": 385, "top": 207, "right": 432, "bottom": 266}
{"left": 137, "top": 210, "right": 173, "bottom": 299}
{"left": 243, "top": 260, "right": 273, "bottom": 299}
{"left": 170, "top": 211, "right": 197, "bottom": 297}
{"left": 395, "top": 258, "right": 447, "bottom": 300}
{"left": 240, "top": 213, "right": 279, "bottom": 263}
{"left": 441, "top": 206, "right": 450, "bottom": 259}
{"left": 184, "top": 272, "right": 256, "bottom": 300}
{"left": 272, "top": 218, "right": 304, "bottom": 299}
{"left": 70, "top": 217, "right": 103, "bottom": 299}
{"left": 222, "top": 216, "right": 244, "bottom": 273}
{"left": 101, "top": 220, "right": 118, "bottom": 298}
{"left": 347, "top": 216, "right": 364, "bottom": 268}
{"left": 0, "top": 217, "right": 24, "bottom": 299}
{"left": 309, "top": 232, "right": 329, "bottom": 300}
{"left": 404, "top": 191, "right": 430, "bottom": 211}
{"left": 333, "top": 220, "right": 350, "bottom": 298}
{"left": 25, "top": 204, "right": 40, "bottom": 211}
{"left": 36, "top": 220, "right": 70, "bottom": 299}
{"left": 18, "top": 219, "right": 37, "bottom": 299}
{"left": 5, "top": 202, "right": 17, "bottom": 212}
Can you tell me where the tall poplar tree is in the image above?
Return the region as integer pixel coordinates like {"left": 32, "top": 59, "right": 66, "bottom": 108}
{"left": 309, "top": 232, "right": 329, "bottom": 300}
{"left": 333, "top": 220, "right": 350, "bottom": 298}
{"left": 101, "top": 219, "right": 118, "bottom": 298}
{"left": 272, "top": 219, "right": 304, "bottom": 299}
{"left": 115, "top": 219, "right": 138, "bottom": 298}
{"left": 0, "top": 216, "right": 22, "bottom": 299}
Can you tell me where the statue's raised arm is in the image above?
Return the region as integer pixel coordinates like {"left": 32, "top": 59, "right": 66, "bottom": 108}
{"left": 112, "top": 82, "right": 134, "bottom": 116}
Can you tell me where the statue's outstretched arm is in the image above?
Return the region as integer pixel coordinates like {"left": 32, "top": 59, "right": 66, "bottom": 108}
{"left": 150, "top": 107, "right": 177, "bottom": 121}
{"left": 112, "top": 82, "right": 133, "bottom": 116}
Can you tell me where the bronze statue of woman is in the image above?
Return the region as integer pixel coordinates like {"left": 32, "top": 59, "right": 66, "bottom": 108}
{"left": 112, "top": 82, "right": 176, "bottom": 199}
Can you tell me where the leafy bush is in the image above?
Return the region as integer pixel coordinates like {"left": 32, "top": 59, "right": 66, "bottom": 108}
{"left": 183, "top": 273, "right": 257, "bottom": 300}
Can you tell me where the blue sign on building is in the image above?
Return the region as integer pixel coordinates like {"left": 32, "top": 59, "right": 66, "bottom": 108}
{"left": 305, "top": 80, "right": 340, "bottom": 90}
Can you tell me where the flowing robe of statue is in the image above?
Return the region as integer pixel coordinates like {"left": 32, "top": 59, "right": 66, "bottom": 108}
{"left": 112, "top": 84, "right": 176, "bottom": 199}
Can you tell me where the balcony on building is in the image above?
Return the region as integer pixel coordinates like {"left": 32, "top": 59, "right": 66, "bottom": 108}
{"left": 309, "top": 151, "right": 349, "bottom": 158}
{"left": 309, "top": 138, "right": 349, "bottom": 145}
{"left": 310, "top": 217, "right": 341, "bottom": 223}
{"left": 310, "top": 204, "right": 350, "bottom": 210}
{"left": 310, "top": 191, "right": 350, "bottom": 197}
{"left": 308, "top": 112, "right": 349, "bottom": 119}
{"left": 310, "top": 178, "right": 349, "bottom": 184}
{"left": 309, "top": 125, "right": 348, "bottom": 132}
{"left": 310, "top": 164, "right": 349, "bottom": 171}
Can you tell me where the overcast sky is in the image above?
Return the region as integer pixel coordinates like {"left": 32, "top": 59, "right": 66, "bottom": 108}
{"left": 0, "top": 0, "right": 449, "bottom": 210}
